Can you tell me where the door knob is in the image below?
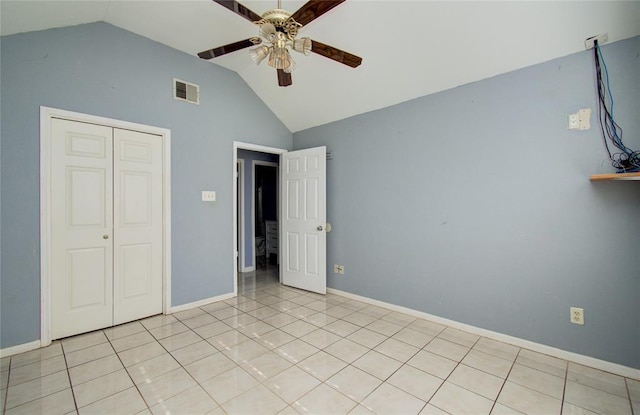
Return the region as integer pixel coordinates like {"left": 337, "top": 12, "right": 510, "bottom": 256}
{"left": 103, "top": 235, "right": 109, "bottom": 239}
{"left": 317, "top": 226, "right": 323, "bottom": 231}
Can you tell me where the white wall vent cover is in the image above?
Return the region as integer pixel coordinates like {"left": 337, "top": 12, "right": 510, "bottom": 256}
{"left": 173, "top": 78, "right": 199, "bottom": 104}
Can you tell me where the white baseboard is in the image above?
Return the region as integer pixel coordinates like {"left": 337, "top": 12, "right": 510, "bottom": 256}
{"left": 328, "top": 288, "right": 640, "bottom": 380}
{"left": 2, "top": 294, "right": 237, "bottom": 359}
{"left": 168, "top": 292, "right": 236, "bottom": 313}
{"left": 240, "top": 266, "right": 255, "bottom": 273}
{"left": 0, "top": 340, "right": 41, "bottom": 358}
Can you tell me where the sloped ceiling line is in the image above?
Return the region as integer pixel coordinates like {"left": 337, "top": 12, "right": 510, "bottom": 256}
{"left": 2, "top": 1, "right": 639, "bottom": 132}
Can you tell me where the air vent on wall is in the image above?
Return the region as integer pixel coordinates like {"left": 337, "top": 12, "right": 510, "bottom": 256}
{"left": 173, "top": 78, "right": 199, "bottom": 104}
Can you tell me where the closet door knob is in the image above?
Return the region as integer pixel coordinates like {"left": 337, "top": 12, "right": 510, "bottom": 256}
{"left": 103, "top": 235, "right": 109, "bottom": 239}
{"left": 317, "top": 226, "right": 323, "bottom": 231}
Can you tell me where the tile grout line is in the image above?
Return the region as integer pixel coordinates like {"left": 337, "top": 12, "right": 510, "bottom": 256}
{"left": 186, "top": 289, "right": 326, "bottom": 411}
{"left": 236, "top": 283, "right": 373, "bottom": 411}
{"left": 488, "top": 346, "right": 521, "bottom": 415}
{"left": 301, "top": 288, "right": 586, "bottom": 414}
{"left": 73, "top": 332, "right": 146, "bottom": 413}
{"left": 1, "top": 357, "right": 11, "bottom": 415}
{"left": 260, "top": 286, "right": 463, "bottom": 414}
{"left": 182, "top": 305, "right": 279, "bottom": 412}
{"left": 424, "top": 333, "right": 482, "bottom": 414}
{"left": 14, "top": 267, "right": 631, "bottom": 415}
{"left": 115, "top": 320, "right": 169, "bottom": 414}
{"left": 242, "top": 285, "right": 374, "bottom": 414}
{"left": 335, "top": 322, "right": 450, "bottom": 414}
{"left": 559, "top": 355, "right": 570, "bottom": 415}
{"left": 60, "top": 341, "right": 82, "bottom": 415}
{"left": 208, "top": 284, "right": 338, "bottom": 412}
{"left": 4, "top": 345, "right": 69, "bottom": 413}
{"left": 135, "top": 309, "right": 231, "bottom": 412}
{"left": 626, "top": 378, "right": 636, "bottom": 415}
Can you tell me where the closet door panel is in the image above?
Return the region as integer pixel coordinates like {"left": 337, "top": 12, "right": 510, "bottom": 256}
{"left": 112, "top": 128, "right": 163, "bottom": 325}
{"left": 51, "top": 119, "right": 114, "bottom": 339}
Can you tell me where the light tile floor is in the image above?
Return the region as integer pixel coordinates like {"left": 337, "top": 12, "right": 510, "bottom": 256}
{"left": 2, "top": 267, "right": 639, "bottom": 414}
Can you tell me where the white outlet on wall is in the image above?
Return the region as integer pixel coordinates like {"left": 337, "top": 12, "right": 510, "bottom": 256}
{"left": 201, "top": 191, "right": 216, "bottom": 202}
{"left": 584, "top": 33, "right": 608, "bottom": 50}
{"left": 568, "top": 109, "right": 591, "bottom": 130}
{"left": 333, "top": 264, "right": 345, "bottom": 275}
{"left": 570, "top": 307, "right": 584, "bottom": 325}
{"left": 568, "top": 113, "right": 579, "bottom": 129}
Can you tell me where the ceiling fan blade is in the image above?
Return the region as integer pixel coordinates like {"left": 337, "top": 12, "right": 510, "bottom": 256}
{"left": 212, "top": 0, "right": 262, "bottom": 22}
{"left": 290, "top": 0, "right": 346, "bottom": 26}
{"left": 277, "top": 69, "right": 292, "bottom": 87}
{"left": 310, "top": 40, "right": 362, "bottom": 68}
{"left": 198, "top": 38, "right": 261, "bottom": 59}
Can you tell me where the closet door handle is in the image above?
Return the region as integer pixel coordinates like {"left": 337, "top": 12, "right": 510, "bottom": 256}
{"left": 317, "top": 226, "right": 323, "bottom": 231}
{"left": 103, "top": 235, "right": 109, "bottom": 239}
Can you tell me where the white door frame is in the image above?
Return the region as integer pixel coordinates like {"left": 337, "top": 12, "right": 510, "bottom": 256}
{"left": 233, "top": 142, "right": 286, "bottom": 296}
{"left": 237, "top": 158, "right": 248, "bottom": 272}
{"left": 40, "top": 106, "right": 172, "bottom": 346}
{"left": 252, "top": 160, "right": 279, "bottom": 269}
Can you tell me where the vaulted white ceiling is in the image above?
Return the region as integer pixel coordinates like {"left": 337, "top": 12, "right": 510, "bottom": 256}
{"left": 2, "top": 1, "right": 639, "bottom": 132}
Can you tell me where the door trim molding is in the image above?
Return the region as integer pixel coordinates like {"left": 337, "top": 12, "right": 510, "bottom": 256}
{"left": 40, "top": 106, "right": 172, "bottom": 346}
{"left": 233, "top": 142, "right": 287, "bottom": 297}
{"left": 237, "top": 158, "right": 248, "bottom": 272}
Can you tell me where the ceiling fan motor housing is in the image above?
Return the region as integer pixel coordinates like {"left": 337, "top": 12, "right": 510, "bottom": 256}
{"left": 258, "top": 9, "right": 302, "bottom": 40}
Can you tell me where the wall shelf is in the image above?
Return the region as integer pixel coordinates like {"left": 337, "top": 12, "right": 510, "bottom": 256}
{"left": 590, "top": 172, "right": 640, "bottom": 181}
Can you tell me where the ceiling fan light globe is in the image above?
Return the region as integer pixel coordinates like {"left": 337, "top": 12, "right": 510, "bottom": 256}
{"left": 284, "top": 55, "right": 296, "bottom": 73}
{"left": 292, "top": 38, "right": 312, "bottom": 56}
{"left": 268, "top": 47, "right": 293, "bottom": 71}
{"left": 249, "top": 46, "right": 270, "bottom": 65}
{"left": 259, "top": 22, "right": 277, "bottom": 42}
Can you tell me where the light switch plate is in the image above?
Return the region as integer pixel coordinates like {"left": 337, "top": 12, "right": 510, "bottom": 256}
{"left": 202, "top": 191, "right": 216, "bottom": 202}
{"left": 578, "top": 108, "right": 591, "bottom": 130}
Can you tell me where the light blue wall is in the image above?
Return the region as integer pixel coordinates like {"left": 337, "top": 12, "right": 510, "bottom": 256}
{"left": 237, "top": 150, "right": 279, "bottom": 269}
{"left": 0, "top": 22, "right": 292, "bottom": 348}
{"left": 294, "top": 37, "right": 640, "bottom": 369}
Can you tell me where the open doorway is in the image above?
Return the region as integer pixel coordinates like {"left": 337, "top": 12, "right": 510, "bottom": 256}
{"left": 233, "top": 142, "right": 328, "bottom": 296}
{"left": 254, "top": 162, "right": 278, "bottom": 270}
{"left": 233, "top": 143, "right": 287, "bottom": 296}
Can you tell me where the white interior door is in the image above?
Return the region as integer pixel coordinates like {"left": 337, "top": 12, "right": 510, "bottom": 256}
{"left": 50, "top": 119, "right": 163, "bottom": 339}
{"left": 113, "top": 129, "right": 163, "bottom": 325}
{"left": 51, "top": 119, "right": 114, "bottom": 339}
{"left": 281, "top": 147, "right": 327, "bottom": 294}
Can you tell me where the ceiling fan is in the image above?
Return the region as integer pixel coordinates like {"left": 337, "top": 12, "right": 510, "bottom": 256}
{"left": 198, "top": 0, "right": 362, "bottom": 87}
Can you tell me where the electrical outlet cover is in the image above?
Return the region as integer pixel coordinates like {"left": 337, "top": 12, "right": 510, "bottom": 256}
{"left": 584, "top": 33, "right": 608, "bottom": 50}
{"left": 570, "top": 307, "right": 584, "bottom": 325}
{"left": 568, "top": 113, "right": 579, "bottom": 130}
{"left": 578, "top": 108, "right": 591, "bottom": 130}
{"left": 201, "top": 191, "right": 216, "bottom": 202}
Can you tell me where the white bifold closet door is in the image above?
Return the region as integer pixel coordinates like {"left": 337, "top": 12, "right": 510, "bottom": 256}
{"left": 50, "top": 118, "right": 163, "bottom": 340}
